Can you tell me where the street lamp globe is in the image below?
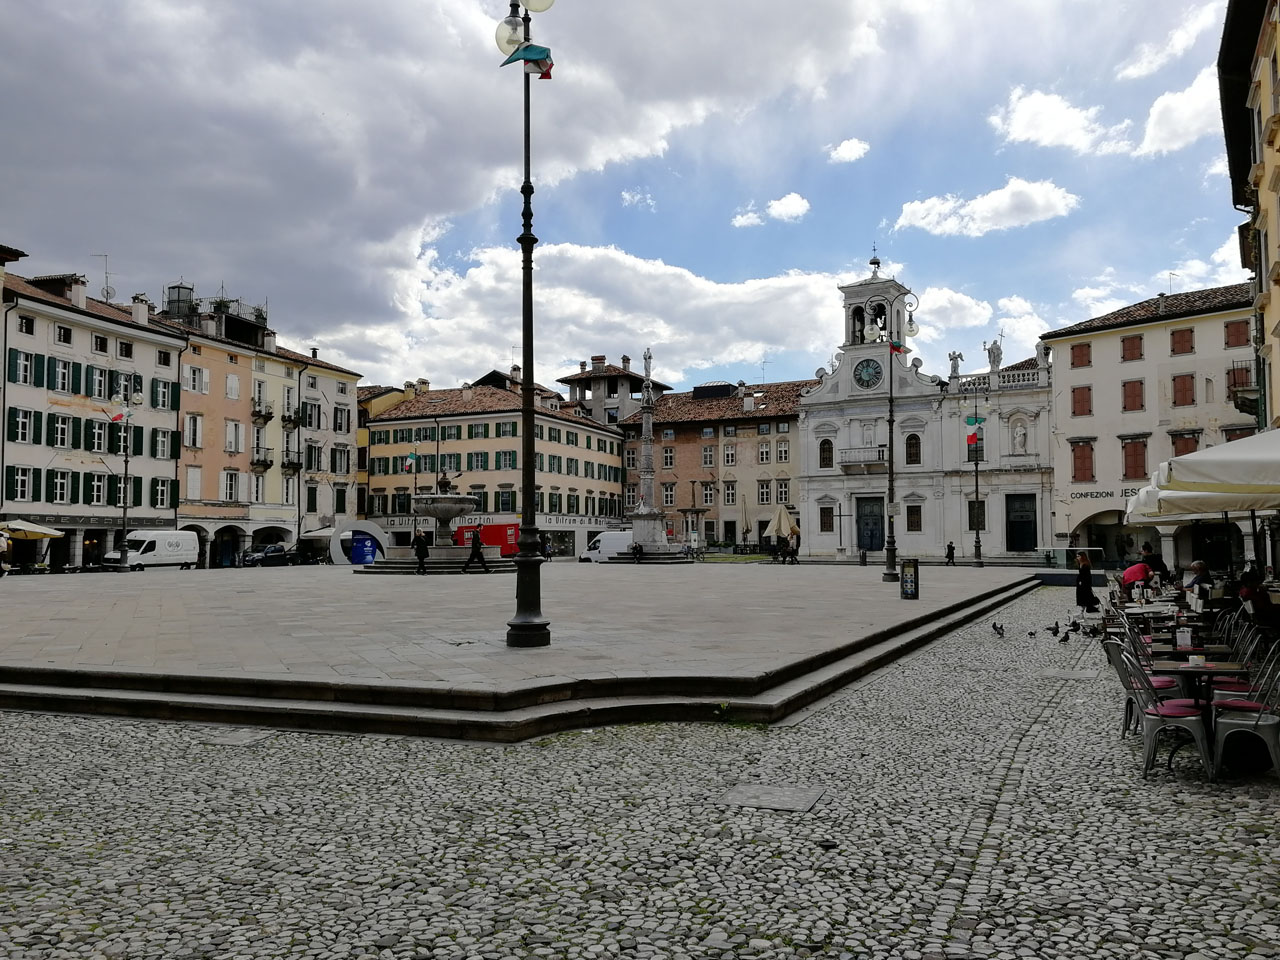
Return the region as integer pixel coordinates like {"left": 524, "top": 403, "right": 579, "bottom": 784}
{"left": 495, "top": 16, "right": 524, "bottom": 55}
{"left": 110, "top": 393, "right": 123, "bottom": 405}
{"left": 131, "top": 391, "right": 144, "bottom": 406}
{"left": 523, "top": 0, "right": 555, "bottom": 11}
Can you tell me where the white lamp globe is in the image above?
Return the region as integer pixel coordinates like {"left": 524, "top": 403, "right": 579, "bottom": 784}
{"left": 131, "top": 391, "right": 145, "bottom": 406}
{"left": 110, "top": 393, "right": 123, "bottom": 405}
{"left": 495, "top": 16, "right": 524, "bottom": 55}
{"left": 523, "top": 0, "right": 555, "bottom": 11}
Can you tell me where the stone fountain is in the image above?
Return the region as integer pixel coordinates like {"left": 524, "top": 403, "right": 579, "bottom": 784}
{"left": 413, "top": 479, "right": 479, "bottom": 549}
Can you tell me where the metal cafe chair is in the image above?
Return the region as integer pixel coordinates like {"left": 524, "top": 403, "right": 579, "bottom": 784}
{"left": 1101, "top": 638, "right": 1179, "bottom": 738}
{"left": 1213, "top": 668, "right": 1280, "bottom": 781}
{"left": 1120, "top": 648, "right": 1214, "bottom": 781}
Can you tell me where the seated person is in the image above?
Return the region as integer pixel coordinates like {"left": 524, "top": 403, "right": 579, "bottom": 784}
{"left": 1238, "top": 569, "right": 1279, "bottom": 627}
{"left": 1120, "top": 561, "right": 1153, "bottom": 600}
{"left": 1181, "top": 560, "right": 1212, "bottom": 593}
{"left": 1140, "top": 542, "right": 1169, "bottom": 579}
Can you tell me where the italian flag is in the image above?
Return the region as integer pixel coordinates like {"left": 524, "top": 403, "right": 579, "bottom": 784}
{"left": 889, "top": 340, "right": 908, "bottom": 355}
{"left": 965, "top": 416, "right": 985, "bottom": 446}
{"left": 501, "top": 43, "right": 554, "bottom": 79}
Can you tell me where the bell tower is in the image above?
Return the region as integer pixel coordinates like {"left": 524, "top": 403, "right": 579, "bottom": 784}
{"left": 838, "top": 253, "right": 912, "bottom": 350}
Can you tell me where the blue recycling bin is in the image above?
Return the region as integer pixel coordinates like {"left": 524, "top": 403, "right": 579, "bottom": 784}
{"left": 351, "top": 533, "right": 377, "bottom": 565}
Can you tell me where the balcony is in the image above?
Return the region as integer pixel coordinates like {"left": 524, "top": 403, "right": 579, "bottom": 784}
{"left": 1227, "top": 360, "right": 1260, "bottom": 418}
{"left": 251, "top": 399, "right": 275, "bottom": 426}
{"left": 280, "top": 449, "right": 303, "bottom": 475}
{"left": 839, "top": 445, "right": 887, "bottom": 474}
{"left": 250, "top": 446, "right": 274, "bottom": 473}
{"left": 280, "top": 407, "right": 302, "bottom": 431}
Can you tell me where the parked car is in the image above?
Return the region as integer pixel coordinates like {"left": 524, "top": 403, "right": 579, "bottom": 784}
{"left": 102, "top": 530, "right": 199, "bottom": 571}
{"left": 241, "top": 543, "right": 301, "bottom": 567}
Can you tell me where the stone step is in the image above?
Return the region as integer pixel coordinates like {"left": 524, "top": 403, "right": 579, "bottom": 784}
{"left": 0, "top": 577, "right": 1039, "bottom": 741}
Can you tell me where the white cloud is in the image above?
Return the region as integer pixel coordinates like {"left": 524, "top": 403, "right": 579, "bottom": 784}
{"left": 995, "top": 295, "right": 1050, "bottom": 357}
{"left": 895, "top": 177, "right": 1080, "bottom": 237}
{"left": 989, "top": 87, "right": 1132, "bottom": 155}
{"left": 1204, "top": 154, "right": 1229, "bottom": 180}
{"left": 1116, "top": 2, "right": 1220, "bottom": 80}
{"left": 913, "top": 286, "right": 993, "bottom": 344}
{"left": 766, "top": 192, "right": 811, "bottom": 221}
{"left": 1135, "top": 66, "right": 1220, "bottom": 156}
{"left": 731, "top": 207, "right": 764, "bottom": 228}
{"left": 1161, "top": 233, "right": 1252, "bottom": 290}
{"left": 826, "top": 137, "right": 870, "bottom": 163}
{"left": 318, "top": 235, "right": 847, "bottom": 389}
{"left": 620, "top": 189, "right": 656, "bottom": 211}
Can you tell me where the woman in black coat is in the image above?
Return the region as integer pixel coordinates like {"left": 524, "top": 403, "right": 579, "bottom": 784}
{"left": 1076, "top": 552, "right": 1100, "bottom": 613}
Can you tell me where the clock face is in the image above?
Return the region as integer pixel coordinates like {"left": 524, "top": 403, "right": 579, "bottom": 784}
{"left": 853, "top": 358, "right": 883, "bottom": 389}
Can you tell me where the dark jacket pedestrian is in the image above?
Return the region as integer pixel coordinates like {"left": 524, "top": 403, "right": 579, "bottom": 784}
{"left": 1140, "top": 542, "right": 1169, "bottom": 579}
{"left": 412, "top": 531, "right": 431, "bottom": 575}
{"left": 945, "top": 542, "right": 956, "bottom": 565}
{"left": 462, "top": 529, "right": 489, "bottom": 573}
{"left": 1075, "top": 552, "right": 1100, "bottom": 613}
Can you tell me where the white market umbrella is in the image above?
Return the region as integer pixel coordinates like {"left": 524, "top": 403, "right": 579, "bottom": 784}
{"left": 0, "top": 519, "right": 65, "bottom": 540}
{"left": 298, "top": 527, "right": 337, "bottom": 540}
{"left": 1155, "top": 429, "right": 1280, "bottom": 494}
{"left": 1125, "top": 484, "right": 1269, "bottom": 524}
{"left": 762, "top": 504, "right": 800, "bottom": 539}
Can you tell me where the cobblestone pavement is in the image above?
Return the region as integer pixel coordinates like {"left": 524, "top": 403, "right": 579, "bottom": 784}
{"left": 2, "top": 587, "right": 1278, "bottom": 960}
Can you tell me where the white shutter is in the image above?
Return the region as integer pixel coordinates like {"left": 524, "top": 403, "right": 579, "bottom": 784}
{"left": 225, "top": 421, "right": 236, "bottom": 452}
{"left": 226, "top": 374, "right": 240, "bottom": 399}
{"left": 186, "top": 466, "right": 201, "bottom": 499}
{"left": 182, "top": 364, "right": 193, "bottom": 391}
{"left": 240, "top": 471, "right": 251, "bottom": 503}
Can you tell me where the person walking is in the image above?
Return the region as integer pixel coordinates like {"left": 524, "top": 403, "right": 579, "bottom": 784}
{"left": 462, "top": 529, "right": 490, "bottom": 573}
{"left": 1075, "top": 551, "right": 1100, "bottom": 613}
{"left": 412, "top": 529, "right": 431, "bottom": 575}
{"left": 945, "top": 541, "right": 956, "bottom": 566}
{"left": 540, "top": 533, "right": 552, "bottom": 561}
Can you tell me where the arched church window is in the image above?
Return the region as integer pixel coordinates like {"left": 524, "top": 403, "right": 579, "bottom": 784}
{"left": 818, "top": 438, "right": 834, "bottom": 469}
{"left": 905, "top": 433, "right": 921, "bottom": 465}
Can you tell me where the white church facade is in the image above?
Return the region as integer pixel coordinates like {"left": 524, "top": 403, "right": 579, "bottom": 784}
{"left": 797, "top": 261, "right": 1055, "bottom": 562}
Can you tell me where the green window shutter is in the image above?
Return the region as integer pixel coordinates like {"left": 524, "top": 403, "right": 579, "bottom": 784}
{"left": 466, "top": 452, "right": 474, "bottom": 471}
{"left": 169, "top": 380, "right": 181, "bottom": 409}
{"left": 29, "top": 468, "right": 42, "bottom": 501}
{"left": 330, "top": 448, "right": 338, "bottom": 472}
{"left": 170, "top": 430, "right": 182, "bottom": 458}
{"left": 30, "top": 411, "right": 42, "bottom": 445}
{"left": 150, "top": 378, "right": 160, "bottom": 408}
{"left": 170, "top": 479, "right": 180, "bottom": 503}
{"left": 484, "top": 424, "right": 491, "bottom": 438}
{"left": 149, "top": 428, "right": 159, "bottom": 459}
{"left": 107, "top": 475, "right": 119, "bottom": 505}
{"left": 71, "top": 418, "right": 82, "bottom": 451}
{"left": 70, "top": 472, "right": 80, "bottom": 504}
{"left": 6, "top": 348, "right": 17, "bottom": 383}
{"left": 306, "top": 486, "right": 317, "bottom": 513}
{"left": 132, "top": 425, "right": 143, "bottom": 456}
{"left": 510, "top": 450, "right": 517, "bottom": 470}
{"left": 108, "top": 421, "right": 121, "bottom": 452}
{"left": 132, "top": 476, "right": 142, "bottom": 506}
{"left": 46, "top": 414, "right": 58, "bottom": 447}
{"left": 3, "top": 466, "right": 15, "bottom": 500}
{"left": 71, "top": 363, "right": 82, "bottom": 395}
{"left": 45, "top": 470, "right": 56, "bottom": 502}
{"left": 5, "top": 408, "right": 16, "bottom": 443}
{"left": 46, "top": 356, "right": 57, "bottom": 387}
{"left": 510, "top": 421, "right": 518, "bottom": 437}
{"left": 83, "top": 364, "right": 95, "bottom": 396}
{"left": 32, "top": 354, "right": 45, "bottom": 387}
{"left": 149, "top": 478, "right": 159, "bottom": 508}
{"left": 335, "top": 487, "right": 346, "bottom": 514}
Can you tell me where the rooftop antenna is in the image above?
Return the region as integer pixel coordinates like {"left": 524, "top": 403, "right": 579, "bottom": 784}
{"left": 91, "top": 253, "right": 115, "bottom": 301}
{"left": 760, "top": 355, "right": 773, "bottom": 385}
{"left": 1168, "top": 272, "right": 1178, "bottom": 294}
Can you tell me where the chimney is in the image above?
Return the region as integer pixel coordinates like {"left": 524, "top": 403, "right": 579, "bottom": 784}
{"left": 310, "top": 347, "right": 319, "bottom": 359}
{"left": 510, "top": 364, "right": 521, "bottom": 384}
{"left": 1156, "top": 292, "right": 1166, "bottom": 315}
{"left": 736, "top": 380, "right": 747, "bottom": 398}
{"left": 461, "top": 382, "right": 474, "bottom": 403}
{"left": 591, "top": 355, "right": 606, "bottom": 372}
{"left": 743, "top": 392, "right": 755, "bottom": 412}
{"left": 621, "top": 354, "right": 631, "bottom": 371}
{"left": 70, "top": 276, "right": 87, "bottom": 310}
{"left": 263, "top": 332, "right": 277, "bottom": 352}
{"left": 403, "top": 380, "right": 415, "bottom": 395}
{"left": 417, "top": 377, "right": 431, "bottom": 392}
{"left": 130, "top": 294, "right": 150, "bottom": 326}
{"left": 579, "top": 360, "right": 587, "bottom": 373}
{"left": 201, "top": 317, "right": 218, "bottom": 337}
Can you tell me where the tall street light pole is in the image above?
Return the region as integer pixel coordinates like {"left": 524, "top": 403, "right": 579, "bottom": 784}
{"left": 969, "top": 382, "right": 987, "bottom": 567}
{"left": 496, "top": 0, "right": 555, "bottom": 647}
{"left": 864, "top": 290, "right": 918, "bottom": 583}
{"left": 110, "top": 383, "right": 145, "bottom": 571}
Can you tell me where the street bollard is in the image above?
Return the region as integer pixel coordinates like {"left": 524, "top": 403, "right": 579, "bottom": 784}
{"left": 859, "top": 549, "right": 867, "bottom": 566}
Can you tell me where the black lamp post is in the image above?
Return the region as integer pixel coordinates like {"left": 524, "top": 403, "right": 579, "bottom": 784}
{"left": 110, "top": 384, "right": 145, "bottom": 571}
{"left": 969, "top": 381, "right": 988, "bottom": 567}
{"left": 496, "top": 0, "right": 554, "bottom": 647}
{"left": 864, "top": 291, "right": 918, "bottom": 583}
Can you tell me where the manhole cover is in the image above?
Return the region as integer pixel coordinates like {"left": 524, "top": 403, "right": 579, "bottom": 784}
{"left": 718, "top": 784, "right": 826, "bottom": 812}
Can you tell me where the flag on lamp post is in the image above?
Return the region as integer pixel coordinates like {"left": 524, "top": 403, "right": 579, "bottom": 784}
{"left": 501, "top": 42, "right": 554, "bottom": 79}
{"left": 965, "top": 415, "right": 985, "bottom": 446}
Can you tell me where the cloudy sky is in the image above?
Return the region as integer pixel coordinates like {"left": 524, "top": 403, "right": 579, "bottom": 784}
{"left": 0, "top": 0, "right": 1248, "bottom": 389}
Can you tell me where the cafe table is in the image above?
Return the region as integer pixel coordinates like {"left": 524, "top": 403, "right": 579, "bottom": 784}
{"left": 1148, "top": 660, "right": 1248, "bottom": 709}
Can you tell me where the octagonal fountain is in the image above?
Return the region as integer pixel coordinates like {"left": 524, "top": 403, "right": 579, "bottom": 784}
{"left": 412, "top": 480, "right": 480, "bottom": 558}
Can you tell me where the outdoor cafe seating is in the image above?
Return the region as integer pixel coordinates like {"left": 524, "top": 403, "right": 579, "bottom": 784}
{"left": 1098, "top": 577, "right": 1280, "bottom": 782}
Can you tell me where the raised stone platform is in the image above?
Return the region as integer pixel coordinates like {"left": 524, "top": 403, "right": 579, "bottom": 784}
{"left": 0, "top": 564, "right": 1039, "bottom": 740}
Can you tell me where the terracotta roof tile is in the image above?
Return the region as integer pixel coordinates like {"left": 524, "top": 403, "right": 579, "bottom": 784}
{"left": 4, "top": 272, "right": 183, "bottom": 340}
{"left": 1040, "top": 283, "right": 1254, "bottom": 340}
{"left": 1002, "top": 357, "right": 1037, "bottom": 371}
{"left": 372, "top": 384, "right": 620, "bottom": 431}
{"left": 619, "top": 379, "right": 819, "bottom": 427}
{"left": 557, "top": 363, "right": 672, "bottom": 390}
{"left": 358, "top": 385, "right": 396, "bottom": 401}
{"left": 274, "top": 346, "right": 362, "bottom": 378}
{"left": 0, "top": 244, "right": 27, "bottom": 262}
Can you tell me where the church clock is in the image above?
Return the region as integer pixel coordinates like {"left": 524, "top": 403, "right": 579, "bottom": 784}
{"left": 853, "top": 358, "right": 883, "bottom": 390}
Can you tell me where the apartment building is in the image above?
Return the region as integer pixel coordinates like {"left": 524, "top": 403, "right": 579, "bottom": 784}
{"left": 619, "top": 379, "right": 810, "bottom": 547}
{"left": 1041, "top": 283, "right": 1257, "bottom": 570}
{"left": 2, "top": 253, "right": 185, "bottom": 568}
{"left": 356, "top": 382, "right": 419, "bottom": 519}
{"left": 1219, "top": 0, "right": 1275, "bottom": 429}
{"left": 367, "top": 374, "right": 625, "bottom": 554}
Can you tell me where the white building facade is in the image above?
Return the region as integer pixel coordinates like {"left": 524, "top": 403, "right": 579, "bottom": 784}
{"left": 1041, "top": 283, "right": 1259, "bottom": 571}
{"left": 798, "top": 264, "right": 1054, "bottom": 562}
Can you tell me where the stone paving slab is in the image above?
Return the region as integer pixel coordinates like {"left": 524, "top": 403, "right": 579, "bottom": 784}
{"left": 0, "top": 564, "right": 1032, "bottom": 691}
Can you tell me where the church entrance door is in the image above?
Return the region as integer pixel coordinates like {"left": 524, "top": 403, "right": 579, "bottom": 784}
{"left": 856, "top": 497, "right": 884, "bottom": 551}
{"left": 1005, "top": 494, "right": 1037, "bottom": 552}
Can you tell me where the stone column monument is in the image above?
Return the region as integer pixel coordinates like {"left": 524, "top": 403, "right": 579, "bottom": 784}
{"left": 627, "top": 348, "right": 680, "bottom": 559}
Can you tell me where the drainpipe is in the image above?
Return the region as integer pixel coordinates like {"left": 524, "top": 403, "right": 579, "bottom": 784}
{"left": 1, "top": 301, "right": 14, "bottom": 500}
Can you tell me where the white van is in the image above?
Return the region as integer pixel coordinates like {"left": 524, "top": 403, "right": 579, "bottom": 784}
{"left": 102, "top": 530, "right": 199, "bottom": 571}
{"left": 579, "top": 531, "right": 634, "bottom": 563}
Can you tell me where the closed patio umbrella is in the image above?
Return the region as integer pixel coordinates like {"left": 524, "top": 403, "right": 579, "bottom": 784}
{"left": 1155, "top": 429, "right": 1280, "bottom": 494}
{"left": 762, "top": 504, "right": 800, "bottom": 539}
{"left": 0, "top": 519, "right": 65, "bottom": 540}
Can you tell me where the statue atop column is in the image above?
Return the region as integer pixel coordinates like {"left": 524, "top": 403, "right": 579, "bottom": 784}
{"left": 984, "top": 339, "right": 1002, "bottom": 372}
{"left": 948, "top": 351, "right": 964, "bottom": 380}
{"left": 626, "top": 346, "right": 681, "bottom": 561}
